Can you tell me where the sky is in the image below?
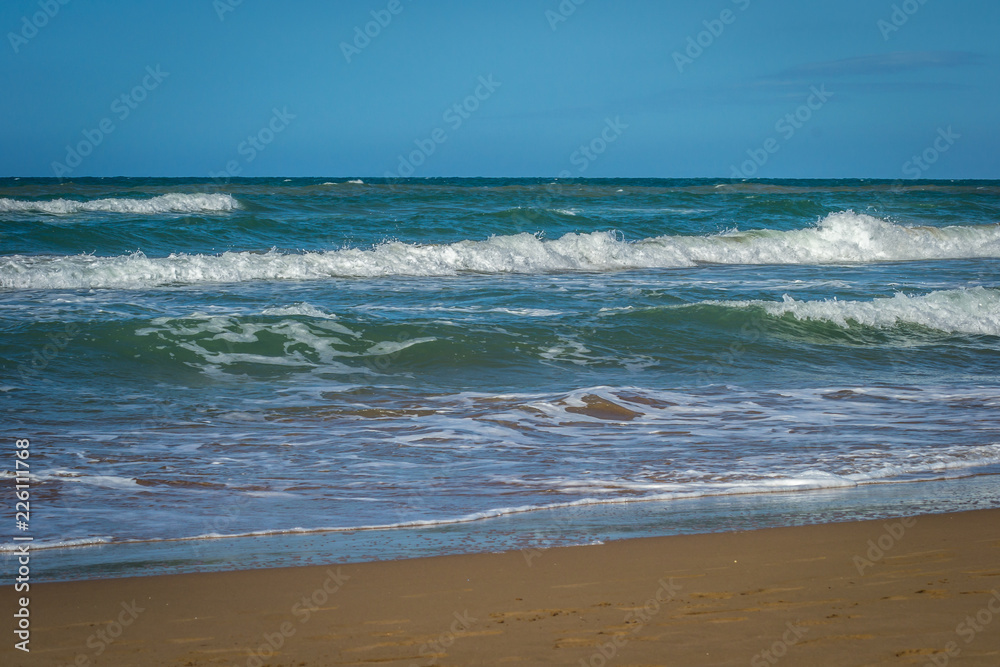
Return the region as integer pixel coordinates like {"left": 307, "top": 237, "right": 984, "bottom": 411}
{"left": 1, "top": 0, "right": 997, "bottom": 179}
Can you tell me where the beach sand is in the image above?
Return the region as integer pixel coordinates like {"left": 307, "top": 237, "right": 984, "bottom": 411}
{"left": 4, "top": 508, "right": 1000, "bottom": 666}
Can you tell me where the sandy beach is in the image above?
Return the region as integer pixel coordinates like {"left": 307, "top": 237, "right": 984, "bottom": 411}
{"left": 5, "top": 0, "right": 999, "bottom": 664}
{"left": 3, "top": 508, "right": 999, "bottom": 666}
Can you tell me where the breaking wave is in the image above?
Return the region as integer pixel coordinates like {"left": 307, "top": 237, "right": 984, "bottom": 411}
{"left": 721, "top": 287, "right": 1000, "bottom": 337}
{"left": 0, "top": 193, "right": 239, "bottom": 215}
{"left": 2, "top": 211, "right": 998, "bottom": 290}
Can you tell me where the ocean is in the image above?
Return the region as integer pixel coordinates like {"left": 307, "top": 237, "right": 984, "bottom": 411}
{"left": 2, "top": 177, "right": 999, "bottom": 581}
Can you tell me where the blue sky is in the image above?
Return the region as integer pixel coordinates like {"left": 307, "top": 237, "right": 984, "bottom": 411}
{"left": 2, "top": 0, "right": 997, "bottom": 178}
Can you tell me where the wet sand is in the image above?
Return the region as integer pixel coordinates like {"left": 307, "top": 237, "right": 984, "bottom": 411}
{"left": 3, "top": 508, "right": 1000, "bottom": 666}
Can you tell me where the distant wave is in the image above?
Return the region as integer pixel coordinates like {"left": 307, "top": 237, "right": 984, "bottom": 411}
{"left": 710, "top": 287, "right": 1000, "bottom": 337}
{"left": 2, "top": 211, "right": 998, "bottom": 290}
{"left": 0, "top": 193, "right": 239, "bottom": 214}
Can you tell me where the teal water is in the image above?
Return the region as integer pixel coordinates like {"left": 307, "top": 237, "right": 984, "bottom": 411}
{"left": 1, "top": 178, "right": 999, "bottom": 578}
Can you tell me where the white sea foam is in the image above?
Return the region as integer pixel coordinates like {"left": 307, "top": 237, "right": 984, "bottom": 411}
{"left": 261, "top": 303, "right": 338, "bottom": 319}
{"left": 133, "top": 309, "right": 435, "bottom": 372}
{"left": 845, "top": 444, "right": 1000, "bottom": 482}
{"left": 27, "top": 470, "right": 141, "bottom": 490}
{"left": 356, "top": 305, "right": 564, "bottom": 317}
{"left": 38, "top": 442, "right": 999, "bottom": 548}
{"left": 0, "top": 193, "right": 239, "bottom": 215}
{"left": 0, "top": 536, "right": 112, "bottom": 552}
{"left": 364, "top": 338, "right": 437, "bottom": 356}
{"left": 491, "top": 307, "right": 564, "bottom": 317}
{"left": 666, "top": 210, "right": 1000, "bottom": 265}
{"left": 723, "top": 287, "right": 1000, "bottom": 336}
{"left": 2, "top": 212, "right": 998, "bottom": 289}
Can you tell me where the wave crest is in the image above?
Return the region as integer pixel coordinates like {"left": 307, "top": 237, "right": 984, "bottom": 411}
{"left": 2, "top": 211, "right": 998, "bottom": 289}
{"left": 673, "top": 211, "right": 1000, "bottom": 265}
{"left": 0, "top": 193, "right": 239, "bottom": 214}
{"left": 720, "top": 287, "right": 1000, "bottom": 337}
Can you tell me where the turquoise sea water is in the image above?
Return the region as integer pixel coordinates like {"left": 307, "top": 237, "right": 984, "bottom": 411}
{"left": 2, "top": 177, "right": 999, "bottom": 579}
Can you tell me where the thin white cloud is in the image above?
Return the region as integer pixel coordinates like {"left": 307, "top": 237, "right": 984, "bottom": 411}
{"left": 775, "top": 51, "right": 983, "bottom": 79}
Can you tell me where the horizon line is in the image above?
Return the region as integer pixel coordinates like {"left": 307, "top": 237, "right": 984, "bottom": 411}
{"left": 2, "top": 175, "right": 999, "bottom": 182}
